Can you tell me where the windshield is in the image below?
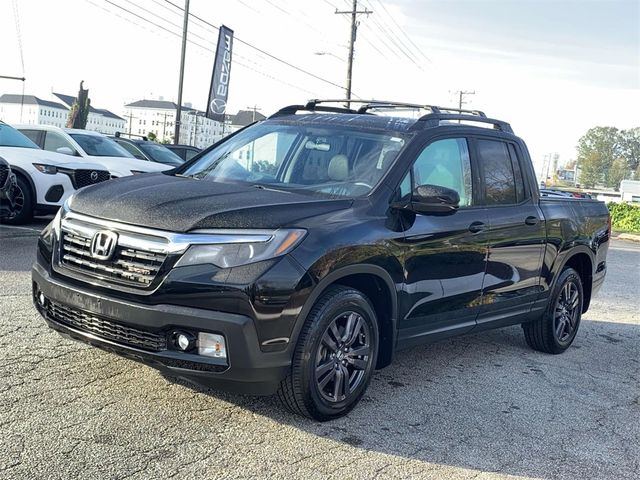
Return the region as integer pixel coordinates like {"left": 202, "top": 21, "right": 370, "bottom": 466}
{"left": 70, "top": 133, "right": 134, "bottom": 158}
{"left": 180, "top": 123, "right": 407, "bottom": 197}
{"left": 138, "top": 142, "right": 184, "bottom": 166}
{"left": 0, "top": 123, "right": 39, "bottom": 149}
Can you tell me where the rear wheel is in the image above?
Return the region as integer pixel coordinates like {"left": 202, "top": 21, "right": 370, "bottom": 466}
{"left": 277, "top": 285, "right": 379, "bottom": 421}
{"left": 5, "top": 175, "right": 33, "bottom": 224}
{"left": 523, "top": 267, "right": 583, "bottom": 354}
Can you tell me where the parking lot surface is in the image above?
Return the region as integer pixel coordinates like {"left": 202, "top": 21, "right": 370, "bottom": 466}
{"left": 1, "top": 219, "right": 638, "bottom": 479}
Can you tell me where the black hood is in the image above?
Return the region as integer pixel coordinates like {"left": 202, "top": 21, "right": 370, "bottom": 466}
{"left": 68, "top": 173, "right": 353, "bottom": 232}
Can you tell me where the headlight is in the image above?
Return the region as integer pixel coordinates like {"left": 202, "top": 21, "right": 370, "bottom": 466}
{"left": 175, "top": 229, "right": 306, "bottom": 268}
{"left": 33, "top": 163, "right": 58, "bottom": 174}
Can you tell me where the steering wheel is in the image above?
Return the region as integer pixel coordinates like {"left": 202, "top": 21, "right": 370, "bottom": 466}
{"left": 352, "top": 181, "right": 372, "bottom": 189}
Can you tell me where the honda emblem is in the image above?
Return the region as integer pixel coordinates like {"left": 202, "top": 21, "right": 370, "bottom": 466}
{"left": 90, "top": 230, "right": 118, "bottom": 260}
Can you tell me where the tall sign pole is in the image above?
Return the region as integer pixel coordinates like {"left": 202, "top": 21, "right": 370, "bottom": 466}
{"left": 174, "top": 0, "right": 190, "bottom": 144}
{"left": 335, "top": 1, "right": 371, "bottom": 107}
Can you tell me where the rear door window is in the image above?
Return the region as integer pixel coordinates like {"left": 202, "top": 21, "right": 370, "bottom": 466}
{"left": 476, "top": 139, "right": 518, "bottom": 205}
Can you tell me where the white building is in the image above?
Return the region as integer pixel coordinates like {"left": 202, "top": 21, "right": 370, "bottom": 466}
{"left": 53, "top": 93, "right": 126, "bottom": 135}
{"left": 0, "top": 93, "right": 125, "bottom": 135}
{"left": 0, "top": 94, "right": 69, "bottom": 128}
{"left": 123, "top": 99, "right": 225, "bottom": 149}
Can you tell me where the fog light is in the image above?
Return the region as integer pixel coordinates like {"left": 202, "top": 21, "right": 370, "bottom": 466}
{"left": 198, "top": 332, "right": 227, "bottom": 359}
{"left": 37, "top": 291, "right": 45, "bottom": 306}
{"left": 171, "top": 331, "right": 195, "bottom": 351}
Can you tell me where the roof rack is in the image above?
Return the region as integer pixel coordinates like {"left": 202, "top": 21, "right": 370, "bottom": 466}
{"left": 269, "top": 99, "right": 513, "bottom": 133}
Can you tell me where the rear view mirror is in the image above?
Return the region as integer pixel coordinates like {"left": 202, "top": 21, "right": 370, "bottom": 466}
{"left": 410, "top": 184, "right": 460, "bottom": 214}
{"left": 304, "top": 140, "right": 331, "bottom": 151}
{"left": 56, "top": 146, "right": 75, "bottom": 156}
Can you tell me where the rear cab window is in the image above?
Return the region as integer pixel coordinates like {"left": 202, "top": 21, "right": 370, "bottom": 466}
{"left": 476, "top": 139, "right": 527, "bottom": 205}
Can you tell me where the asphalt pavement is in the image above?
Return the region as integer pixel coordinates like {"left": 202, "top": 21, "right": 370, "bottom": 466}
{"left": 0, "top": 218, "right": 638, "bottom": 479}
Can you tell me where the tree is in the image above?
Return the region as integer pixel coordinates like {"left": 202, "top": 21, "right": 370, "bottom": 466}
{"left": 620, "top": 127, "right": 640, "bottom": 172}
{"left": 576, "top": 126, "right": 640, "bottom": 188}
{"left": 66, "top": 81, "right": 90, "bottom": 129}
{"left": 147, "top": 132, "right": 157, "bottom": 142}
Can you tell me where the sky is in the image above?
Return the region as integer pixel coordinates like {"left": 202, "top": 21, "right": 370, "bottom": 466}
{"left": 0, "top": 0, "right": 638, "bottom": 175}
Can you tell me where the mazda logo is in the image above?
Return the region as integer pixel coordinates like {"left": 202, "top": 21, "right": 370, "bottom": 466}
{"left": 210, "top": 98, "right": 227, "bottom": 114}
{"left": 90, "top": 171, "right": 99, "bottom": 182}
{"left": 90, "top": 230, "right": 118, "bottom": 260}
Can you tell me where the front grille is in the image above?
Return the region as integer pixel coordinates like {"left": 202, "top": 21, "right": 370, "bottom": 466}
{"left": 46, "top": 300, "right": 166, "bottom": 351}
{"left": 67, "top": 169, "right": 111, "bottom": 189}
{"left": 60, "top": 231, "right": 167, "bottom": 287}
{"left": 0, "top": 166, "right": 8, "bottom": 187}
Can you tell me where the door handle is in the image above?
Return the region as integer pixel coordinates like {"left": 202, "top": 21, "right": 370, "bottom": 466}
{"left": 525, "top": 216, "right": 539, "bottom": 226}
{"left": 468, "top": 221, "right": 486, "bottom": 233}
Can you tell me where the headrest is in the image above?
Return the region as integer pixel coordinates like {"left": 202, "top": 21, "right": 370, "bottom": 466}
{"left": 328, "top": 154, "right": 349, "bottom": 181}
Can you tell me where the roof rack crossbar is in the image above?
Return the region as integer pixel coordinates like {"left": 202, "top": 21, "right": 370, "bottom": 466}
{"left": 269, "top": 103, "right": 361, "bottom": 118}
{"left": 415, "top": 113, "right": 513, "bottom": 133}
{"left": 302, "top": 99, "right": 486, "bottom": 117}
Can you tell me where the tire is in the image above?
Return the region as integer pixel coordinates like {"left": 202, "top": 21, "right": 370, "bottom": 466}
{"left": 5, "top": 175, "right": 34, "bottom": 224}
{"left": 277, "top": 285, "right": 379, "bottom": 421}
{"left": 523, "top": 267, "right": 583, "bottom": 354}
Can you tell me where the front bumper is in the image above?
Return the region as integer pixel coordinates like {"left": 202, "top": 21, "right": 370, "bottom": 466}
{"left": 32, "top": 262, "right": 291, "bottom": 395}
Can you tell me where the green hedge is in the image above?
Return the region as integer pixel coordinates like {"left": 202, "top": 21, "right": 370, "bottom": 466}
{"left": 607, "top": 202, "right": 640, "bottom": 233}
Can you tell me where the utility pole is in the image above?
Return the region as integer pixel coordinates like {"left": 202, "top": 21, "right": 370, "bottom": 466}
{"left": 452, "top": 90, "right": 475, "bottom": 123}
{"left": 335, "top": 1, "right": 371, "bottom": 106}
{"left": 162, "top": 112, "right": 168, "bottom": 141}
{"left": 174, "top": 0, "right": 190, "bottom": 145}
{"left": 246, "top": 105, "right": 261, "bottom": 122}
{"left": 456, "top": 90, "right": 475, "bottom": 110}
{"left": 124, "top": 112, "right": 137, "bottom": 137}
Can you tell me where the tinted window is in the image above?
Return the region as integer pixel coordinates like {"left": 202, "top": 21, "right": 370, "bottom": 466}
{"left": 44, "top": 132, "right": 74, "bottom": 154}
{"left": 17, "top": 129, "right": 44, "bottom": 147}
{"left": 477, "top": 140, "right": 517, "bottom": 205}
{"left": 0, "top": 124, "right": 39, "bottom": 149}
{"left": 69, "top": 133, "right": 134, "bottom": 158}
{"left": 138, "top": 142, "right": 184, "bottom": 166}
{"left": 412, "top": 138, "right": 472, "bottom": 207}
{"left": 184, "top": 149, "right": 198, "bottom": 161}
{"left": 115, "top": 140, "right": 146, "bottom": 160}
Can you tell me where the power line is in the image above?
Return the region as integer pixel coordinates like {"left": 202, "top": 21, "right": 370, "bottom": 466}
{"left": 373, "top": 0, "right": 431, "bottom": 64}
{"left": 361, "top": 0, "right": 425, "bottom": 70}
{"left": 162, "top": 0, "right": 349, "bottom": 93}
{"left": 86, "top": 0, "right": 321, "bottom": 97}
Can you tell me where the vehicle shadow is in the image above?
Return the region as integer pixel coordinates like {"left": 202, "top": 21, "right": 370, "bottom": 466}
{"left": 175, "top": 318, "right": 639, "bottom": 479}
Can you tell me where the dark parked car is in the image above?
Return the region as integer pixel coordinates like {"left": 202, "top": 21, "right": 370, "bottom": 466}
{"left": 33, "top": 100, "right": 610, "bottom": 420}
{"left": 165, "top": 144, "right": 201, "bottom": 162}
{"left": 111, "top": 135, "right": 183, "bottom": 167}
{"left": 0, "top": 156, "right": 18, "bottom": 220}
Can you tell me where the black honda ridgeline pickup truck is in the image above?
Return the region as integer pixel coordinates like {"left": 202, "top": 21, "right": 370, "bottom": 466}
{"left": 33, "top": 100, "right": 610, "bottom": 420}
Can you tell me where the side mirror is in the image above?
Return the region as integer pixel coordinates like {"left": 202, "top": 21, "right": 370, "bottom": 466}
{"left": 409, "top": 184, "right": 460, "bottom": 214}
{"left": 56, "top": 146, "right": 75, "bottom": 156}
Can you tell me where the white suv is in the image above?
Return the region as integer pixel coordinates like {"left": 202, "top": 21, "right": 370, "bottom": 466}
{"left": 0, "top": 122, "right": 111, "bottom": 223}
{"left": 16, "top": 125, "right": 171, "bottom": 177}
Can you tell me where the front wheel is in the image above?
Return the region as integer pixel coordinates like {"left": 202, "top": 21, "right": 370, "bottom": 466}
{"left": 277, "top": 285, "right": 379, "bottom": 421}
{"left": 523, "top": 267, "right": 583, "bottom": 354}
{"left": 4, "top": 175, "right": 33, "bottom": 224}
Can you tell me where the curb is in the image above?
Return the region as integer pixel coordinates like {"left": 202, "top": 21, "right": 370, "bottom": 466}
{"left": 617, "top": 233, "right": 640, "bottom": 243}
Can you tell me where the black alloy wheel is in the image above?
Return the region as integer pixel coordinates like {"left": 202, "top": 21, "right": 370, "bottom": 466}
{"left": 5, "top": 176, "right": 33, "bottom": 224}
{"left": 314, "top": 311, "right": 371, "bottom": 403}
{"left": 554, "top": 280, "right": 580, "bottom": 344}
{"left": 523, "top": 267, "right": 583, "bottom": 354}
{"left": 277, "top": 285, "right": 379, "bottom": 421}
